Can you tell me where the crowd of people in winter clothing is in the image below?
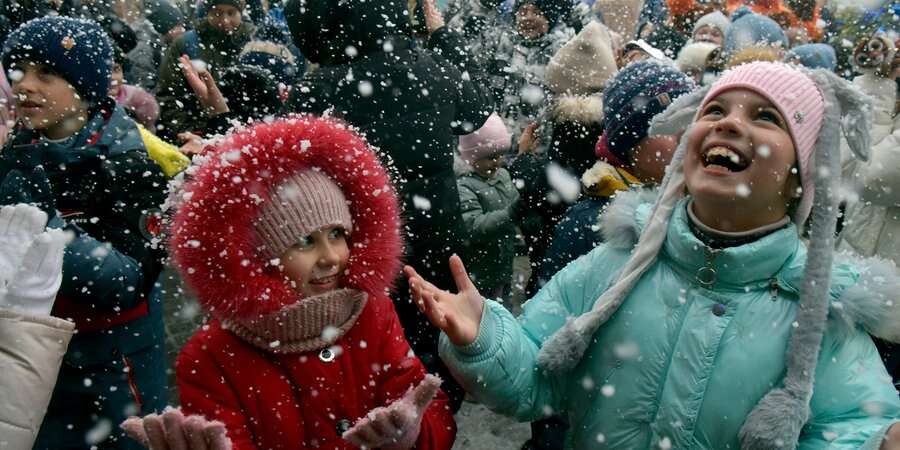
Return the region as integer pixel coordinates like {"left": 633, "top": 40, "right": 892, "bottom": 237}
{"left": 2, "top": 0, "right": 900, "bottom": 449}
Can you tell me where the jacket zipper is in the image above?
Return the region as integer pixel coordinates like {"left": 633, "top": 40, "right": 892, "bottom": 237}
{"left": 695, "top": 247, "right": 720, "bottom": 288}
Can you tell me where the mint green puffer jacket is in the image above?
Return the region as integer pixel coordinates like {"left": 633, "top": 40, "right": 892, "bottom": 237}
{"left": 440, "top": 190, "right": 900, "bottom": 449}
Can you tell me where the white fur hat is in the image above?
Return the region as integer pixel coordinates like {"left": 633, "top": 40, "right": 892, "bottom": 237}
{"left": 676, "top": 41, "right": 718, "bottom": 73}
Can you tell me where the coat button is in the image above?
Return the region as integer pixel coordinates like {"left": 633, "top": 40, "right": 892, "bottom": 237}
{"left": 319, "top": 348, "right": 336, "bottom": 363}
{"left": 712, "top": 303, "right": 727, "bottom": 316}
{"left": 335, "top": 419, "right": 352, "bottom": 436}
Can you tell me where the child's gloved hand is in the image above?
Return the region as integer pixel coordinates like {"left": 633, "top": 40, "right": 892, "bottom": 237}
{"left": 0, "top": 225, "right": 70, "bottom": 316}
{"left": 0, "top": 204, "right": 47, "bottom": 288}
{"left": 342, "top": 374, "right": 442, "bottom": 450}
{"left": 121, "top": 407, "right": 232, "bottom": 450}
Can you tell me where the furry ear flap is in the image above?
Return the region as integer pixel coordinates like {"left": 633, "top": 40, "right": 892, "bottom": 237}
{"left": 648, "top": 85, "right": 712, "bottom": 137}
{"left": 809, "top": 68, "right": 873, "bottom": 162}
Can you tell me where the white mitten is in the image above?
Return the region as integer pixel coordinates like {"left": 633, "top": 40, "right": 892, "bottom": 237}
{"left": 0, "top": 204, "right": 47, "bottom": 287}
{"left": 343, "top": 374, "right": 442, "bottom": 450}
{"left": 121, "top": 406, "right": 233, "bottom": 450}
{"left": 0, "top": 228, "right": 71, "bottom": 315}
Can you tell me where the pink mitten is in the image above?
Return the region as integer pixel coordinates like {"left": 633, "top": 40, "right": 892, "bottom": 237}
{"left": 121, "top": 406, "right": 232, "bottom": 450}
{"left": 342, "top": 374, "right": 442, "bottom": 450}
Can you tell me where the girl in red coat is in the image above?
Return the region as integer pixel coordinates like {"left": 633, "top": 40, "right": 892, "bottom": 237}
{"left": 121, "top": 116, "right": 457, "bottom": 450}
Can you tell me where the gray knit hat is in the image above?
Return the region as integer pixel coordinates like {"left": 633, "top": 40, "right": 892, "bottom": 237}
{"left": 254, "top": 170, "right": 353, "bottom": 260}
{"left": 692, "top": 11, "right": 731, "bottom": 39}
{"left": 536, "top": 62, "right": 873, "bottom": 449}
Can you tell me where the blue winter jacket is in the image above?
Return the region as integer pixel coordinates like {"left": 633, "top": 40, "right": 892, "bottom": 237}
{"left": 441, "top": 190, "right": 900, "bottom": 449}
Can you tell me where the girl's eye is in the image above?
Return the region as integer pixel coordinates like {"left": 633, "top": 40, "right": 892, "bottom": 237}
{"left": 329, "top": 228, "right": 346, "bottom": 240}
{"left": 294, "top": 236, "right": 314, "bottom": 249}
{"left": 702, "top": 104, "right": 724, "bottom": 117}
{"left": 756, "top": 109, "right": 784, "bottom": 127}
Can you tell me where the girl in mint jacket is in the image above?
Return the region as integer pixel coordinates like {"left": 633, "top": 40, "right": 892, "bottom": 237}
{"left": 407, "top": 62, "right": 900, "bottom": 449}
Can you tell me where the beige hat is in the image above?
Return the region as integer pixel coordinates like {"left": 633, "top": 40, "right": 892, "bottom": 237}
{"left": 545, "top": 21, "right": 618, "bottom": 96}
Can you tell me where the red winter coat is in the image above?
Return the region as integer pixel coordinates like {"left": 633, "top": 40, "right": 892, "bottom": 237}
{"left": 170, "top": 117, "right": 456, "bottom": 449}
{"left": 177, "top": 294, "right": 455, "bottom": 450}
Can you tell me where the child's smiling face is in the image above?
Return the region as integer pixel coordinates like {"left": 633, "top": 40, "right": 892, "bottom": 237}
{"left": 279, "top": 225, "right": 350, "bottom": 297}
{"left": 684, "top": 88, "right": 799, "bottom": 230}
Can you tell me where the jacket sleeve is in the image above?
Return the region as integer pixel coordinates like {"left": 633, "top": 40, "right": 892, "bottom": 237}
{"left": 425, "top": 28, "right": 493, "bottom": 135}
{"left": 841, "top": 74, "right": 900, "bottom": 207}
{"left": 57, "top": 150, "right": 167, "bottom": 310}
{"left": 0, "top": 308, "right": 74, "bottom": 449}
{"left": 438, "top": 244, "right": 621, "bottom": 421}
{"left": 797, "top": 329, "right": 900, "bottom": 449}
{"left": 375, "top": 298, "right": 456, "bottom": 450}
{"left": 177, "top": 336, "right": 259, "bottom": 450}
{"left": 458, "top": 179, "right": 515, "bottom": 237}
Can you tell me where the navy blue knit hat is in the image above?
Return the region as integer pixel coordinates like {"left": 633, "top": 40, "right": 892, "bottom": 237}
{"left": 2, "top": 16, "right": 113, "bottom": 104}
{"left": 599, "top": 59, "right": 697, "bottom": 166}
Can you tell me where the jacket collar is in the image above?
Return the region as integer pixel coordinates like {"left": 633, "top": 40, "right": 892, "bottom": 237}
{"left": 601, "top": 188, "right": 900, "bottom": 342}
{"left": 4, "top": 101, "right": 142, "bottom": 167}
{"left": 654, "top": 197, "right": 801, "bottom": 290}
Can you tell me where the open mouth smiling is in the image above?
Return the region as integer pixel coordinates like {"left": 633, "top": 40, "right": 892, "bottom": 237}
{"left": 701, "top": 145, "right": 750, "bottom": 172}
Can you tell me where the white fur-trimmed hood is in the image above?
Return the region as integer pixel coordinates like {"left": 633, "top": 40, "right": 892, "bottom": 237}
{"left": 598, "top": 188, "right": 900, "bottom": 343}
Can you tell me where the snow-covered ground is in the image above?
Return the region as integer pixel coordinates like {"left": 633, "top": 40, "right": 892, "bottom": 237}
{"left": 453, "top": 401, "right": 531, "bottom": 450}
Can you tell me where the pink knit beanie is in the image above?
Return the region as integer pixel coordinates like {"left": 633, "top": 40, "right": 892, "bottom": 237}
{"left": 458, "top": 113, "right": 512, "bottom": 163}
{"left": 700, "top": 61, "right": 825, "bottom": 223}
{"left": 254, "top": 169, "right": 353, "bottom": 260}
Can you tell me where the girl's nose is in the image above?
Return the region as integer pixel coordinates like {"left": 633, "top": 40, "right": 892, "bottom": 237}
{"left": 318, "top": 242, "right": 340, "bottom": 266}
{"left": 714, "top": 115, "right": 744, "bottom": 135}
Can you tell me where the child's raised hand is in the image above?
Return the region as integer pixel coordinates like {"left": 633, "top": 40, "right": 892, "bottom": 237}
{"left": 178, "top": 55, "right": 228, "bottom": 116}
{"left": 404, "top": 254, "right": 485, "bottom": 347}
{"left": 121, "top": 407, "right": 232, "bottom": 450}
{"left": 342, "top": 374, "right": 442, "bottom": 450}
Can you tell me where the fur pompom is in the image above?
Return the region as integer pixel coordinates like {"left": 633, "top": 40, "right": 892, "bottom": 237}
{"left": 536, "top": 318, "right": 592, "bottom": 373}
{"left": 832, "top": 256, "right": 900, "bottom": 343}
{"left": 739, "top": 388, "right": 810, "bottom": 450}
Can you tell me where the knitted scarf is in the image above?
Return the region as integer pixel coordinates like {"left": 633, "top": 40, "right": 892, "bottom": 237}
{"left": 223, "top": 288, "right": 368, "bottom": 354}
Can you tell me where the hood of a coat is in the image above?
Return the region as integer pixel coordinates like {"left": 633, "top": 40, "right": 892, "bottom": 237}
{"left": 284, "top": 0, "right": 412, "bottom": 66}
{"left": 171, "top": 116, "right": 403, "bottom": 321}
{"left": 599, "top": 188, "right": 900, "bottom": 343}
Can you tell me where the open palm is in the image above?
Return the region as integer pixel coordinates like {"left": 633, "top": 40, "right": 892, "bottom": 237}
{"left": 404, "top": 255, "right": 485, "bottom": 347}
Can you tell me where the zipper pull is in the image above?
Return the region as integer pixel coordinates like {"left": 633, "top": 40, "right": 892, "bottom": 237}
{"left": 695, "top": 247, "right": 719, "bottom": 288}
{"left": 769, "top": 278, "right": 779, "bottom": 301}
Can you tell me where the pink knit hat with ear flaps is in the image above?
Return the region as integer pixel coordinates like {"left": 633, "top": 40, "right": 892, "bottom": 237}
{"left": 700, "top": 62, "right": 825, "bottom": 224}
{"left": 458, "top": 113, "right": 512, "bottom": 163}
{"left": 254, "top": 169, "right": 354, "bottom": 260}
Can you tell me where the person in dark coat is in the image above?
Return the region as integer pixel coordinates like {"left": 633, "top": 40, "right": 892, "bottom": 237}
{"left": 283, "top": 0, "right": 492, "bottom": 412}
{"left": 155, "top": 0, "right": 255, "bottom": 140}
{"left": 0, "top": 17, "right": 168, "bottom": 449}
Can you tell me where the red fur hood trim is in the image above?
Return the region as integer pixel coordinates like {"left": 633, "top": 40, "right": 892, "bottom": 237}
{"left": 171, "top": 116, "right": 403, "bottom": 320}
